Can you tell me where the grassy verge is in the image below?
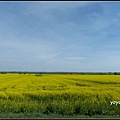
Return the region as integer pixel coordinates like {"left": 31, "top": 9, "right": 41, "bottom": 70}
{"left": 0, "top": 113, "right": 119, "bottom": 118}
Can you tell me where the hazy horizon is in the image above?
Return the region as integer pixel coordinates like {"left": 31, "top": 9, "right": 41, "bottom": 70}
{"left": 1, "top": 1, "right": 120, "bottom": 72}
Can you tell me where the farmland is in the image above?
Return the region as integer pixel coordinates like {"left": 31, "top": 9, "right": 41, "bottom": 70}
{"left": 0, "top": 73, "right": 120, "bottom": 118}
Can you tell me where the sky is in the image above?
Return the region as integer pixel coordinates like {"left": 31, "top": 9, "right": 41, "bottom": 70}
{"left": 0, "top": 1, "right": 120, "bottom": 72}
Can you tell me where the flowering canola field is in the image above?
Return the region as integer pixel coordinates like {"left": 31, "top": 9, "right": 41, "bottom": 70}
{"left": 0, "top": 74, "right": 120, "bottom": 117}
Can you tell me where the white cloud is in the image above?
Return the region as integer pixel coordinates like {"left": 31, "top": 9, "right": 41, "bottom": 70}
{"left": 23, "top": 2, "right": 91, "bottom": 22}
{"left": 27, "top": 2, "right": 90, "bottom": 13}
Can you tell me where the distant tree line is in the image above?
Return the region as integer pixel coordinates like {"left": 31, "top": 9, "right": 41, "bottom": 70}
{"left": 0, "top": 71, "right": 120, "bottom": 75}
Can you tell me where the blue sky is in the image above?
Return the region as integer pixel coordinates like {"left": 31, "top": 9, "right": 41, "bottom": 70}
{"left": 1, "top": 1, "right": 120, "bottom": 72}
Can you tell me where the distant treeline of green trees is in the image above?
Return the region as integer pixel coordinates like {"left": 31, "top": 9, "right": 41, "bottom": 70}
{"left": 0, "top": 71, "right": 120, "bottom": 75}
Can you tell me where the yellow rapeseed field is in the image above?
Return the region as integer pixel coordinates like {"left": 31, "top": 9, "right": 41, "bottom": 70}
{"left": 0, "top": 73, "right": 119, "bottom": 117}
